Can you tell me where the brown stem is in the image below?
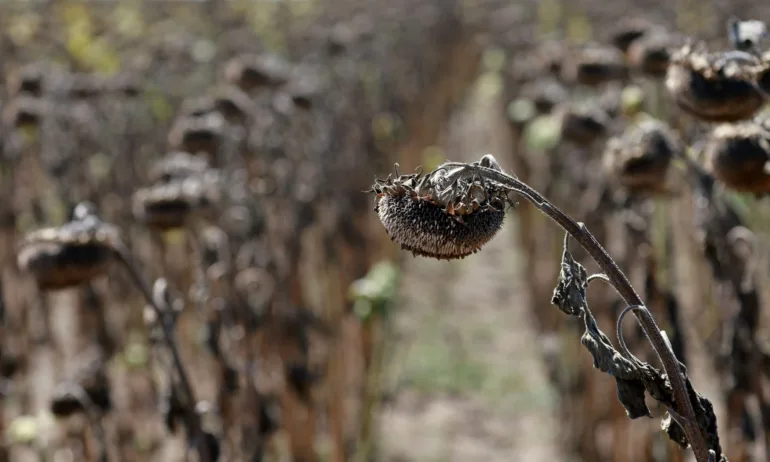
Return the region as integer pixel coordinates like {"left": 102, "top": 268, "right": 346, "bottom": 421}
{"left": 109, "top": 239, "right": 211, "bottom": 462}
{"left": 442, "top": 162, "right": 711, "bottom": 462}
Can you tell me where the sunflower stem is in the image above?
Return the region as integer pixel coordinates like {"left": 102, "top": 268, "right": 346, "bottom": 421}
{"left": 442, "top": 162, "right": 712, "bottom": 462}
{"left": 110, "top": 239, "right": 211, "bottom": 462}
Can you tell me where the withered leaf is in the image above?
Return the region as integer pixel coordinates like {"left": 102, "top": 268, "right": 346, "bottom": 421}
{"left": 552, "top": 234, "right": 657, "bottom": 418}
{"left": 663, "top": 411, "right": 689, "bottom": 447}
{"left": 581, "top": 303, "right": 653, "bottom": 419}
{"left": 549, "top": 231, "right": 727, "bottom": 456}
{"left": 617, "top": 378, "right": 651, "bottom": 419}
{"left": 551, "top": 234, "right": 588, "bottom": 316}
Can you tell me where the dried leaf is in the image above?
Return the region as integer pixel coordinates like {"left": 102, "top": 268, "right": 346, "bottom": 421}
{"left": 551, "top": 234, "right": 728, "bottom": 457}
{"left": 617, "top": 378, "right": 650, "bottom": 418}
{"left": 581, "top": 304, "right": 654, "bottom": 419}
{"left": 551, "top": 234, "right": 588, "bottom": 316}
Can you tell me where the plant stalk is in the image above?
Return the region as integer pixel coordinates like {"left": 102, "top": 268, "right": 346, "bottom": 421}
{"left": 110, "top": 240, "right": 211, "bottom": 462}
{"left": 441, "top": 162, "right": 711, "bottom": 462}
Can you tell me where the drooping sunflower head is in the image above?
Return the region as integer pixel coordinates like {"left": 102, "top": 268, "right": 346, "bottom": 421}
{"left": 370, "top": 155, "right": 509, "bottom": 260}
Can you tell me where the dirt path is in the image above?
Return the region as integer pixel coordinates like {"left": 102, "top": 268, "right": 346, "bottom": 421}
{"left": 378, "top": 72, "right": 563, "bottom": 462}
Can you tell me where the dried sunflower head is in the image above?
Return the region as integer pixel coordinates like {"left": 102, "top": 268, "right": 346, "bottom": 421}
{"left": 167, "top": 112, "right": 226, "bottom": 156}
{"left": 534, "top": 40, "right": 566, "bottom": 76}
{"left": 148, "top": 151, "right": 211, "bottom": 184}
{"left": 520, "top": 78, "right": 568, "bottom": 115}
{"left": 602, "top": 119, "right": 680, "bottom": 194}
{"left": 107, "top": 73, "right": 141, "bottom": 97}
{"left": 7, "top": 63, "right": 46, "bottom": 97}
{"left": 666, "top": 43, "right": 765, "bottom": 122}
{"left": 284, "top": 75, "right": 321, "bottom": 110}
{"left": 179, "top": 96, "right": 217, "bottom": 118}
{"left": 704, "top": 118, "right": 770, "bottom": 194}
{"left": 17, "top": 207, "right": 118, "bottom": 290}
{"left": 627, "top": 33, "right": 674, "bottom": 78}
{"left": 50, "top": 387, "right": 87, "bottom": 418}
{"left": 223, "top": 53, "right": 292, "bottom": 91}
{"left": 50, "top": 349, "right": 111, "bottom": 418}
{"left": 564, "top": 44, "right": 628, "bottom": 86}
{"left": 369, "top": 155, "right": 509, "bottom": 260}
{"left": 62, "top": 74, "right": 106, "bottom": 100}
{"left": 610, "top": 18, "right": 656, "bottom": 53}
{"left": 558, "top": 103, "right": 610, "bottom": 146}
{"left": 211, "top": 85, "right": 254, "bottom": 123}
{"left": 327, "top": 23, "right": 356, "bottom": 55}
{"left": 132, "top": 171, "right": 222, "bottom": 231}
{"left": 2, "top": 96, "right": 47, "bottom": 129}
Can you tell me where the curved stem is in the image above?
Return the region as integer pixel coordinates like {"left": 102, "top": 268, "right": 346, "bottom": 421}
{"left": 110, "top": 239, "right": 211, "bottom": 462}
{"left": 616, "top": 304, "right": 650, "bottom": 368}
{"left": 444, "top": 163, "right": 711, "bottom": 461}
{"left": 586, "top": 273, "right": 610, "bottom": 286}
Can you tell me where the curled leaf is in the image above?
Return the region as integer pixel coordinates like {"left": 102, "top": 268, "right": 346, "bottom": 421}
{"left": 551, "top": 234, "right": 726, "bottom": 456}
{"left": 551, "top": 234, "right": 588, "bottom": 316}
{"left": 581, "top": 306, "right": 656, "bottom": 419}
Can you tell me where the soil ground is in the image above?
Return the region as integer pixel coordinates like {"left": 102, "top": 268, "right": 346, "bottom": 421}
{"left": 378, "top": 71, "right": 564, "bottom": 462}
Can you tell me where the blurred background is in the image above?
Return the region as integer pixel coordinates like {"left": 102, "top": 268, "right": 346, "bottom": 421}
{"left": 3, "top": 0, "right": 770, "bottom": 461}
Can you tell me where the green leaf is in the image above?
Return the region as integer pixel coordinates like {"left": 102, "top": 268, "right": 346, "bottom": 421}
{"left": 353, "top": 299, "right": 373, "bottom": 320}
{"left": 482, "top": 47, "right": 506, "bottom": 73}
{"left": 349, "top": 261, "right": 400, "bottom": 319}
{"left": 621, "top": 85, "right": 646, "bottom": 116}
{"left": 507, "top": 98, "right": 536, "bottom": 124}
{"left": 125, "top": 342, "right": 149, "bottom": 369}
{"left": 524, "top": 115, "right": 562, "bottom": 151}
{"left": 8, "top": 416, "right": 38, "bottom": 444}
